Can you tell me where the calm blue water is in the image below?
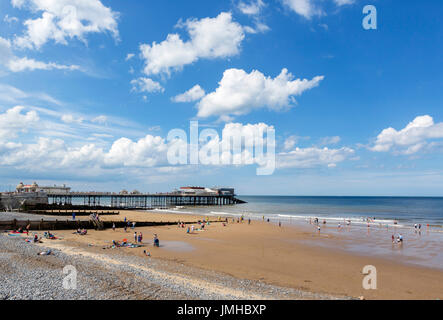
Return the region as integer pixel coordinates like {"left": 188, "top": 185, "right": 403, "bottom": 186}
{"left": 184, "top": 196, "right": 443, "bottom": 227}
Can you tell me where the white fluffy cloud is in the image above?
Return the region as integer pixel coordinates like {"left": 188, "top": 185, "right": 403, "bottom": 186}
{"left": 131, "top": 77, "right": 164, "bottom": 94}
{"left": 7, "top": 57, "right": 80, "bottom": 72}
{"left": 196, "top": 68, "right": 324, "bottom": 119}
{"left": 61, "top": 114, "right": 83, "bottom": 124}
{"left": 283, "top": 0, "right": 322, "bottom": 19}
{"left": 371, "top": 115, "right": 443, "bottom": 155}
{"left": 0, "top": 106, "right": 39, "bottom": 139}
{"left": 12, "top": 0, "right": 119, "bottom": 49}
{"left": 238, "top": 0, "right": 265, "bottom": 15}
{"left": 333, "top": 0, "right": 355, "bottom": 6}
{"left": 238, "top": 0, "right": 270, "bottom": 34}
{"left": 104, "top": 136, "right": 169, "bottom": 168}
{"left": 278, "top": 146, "right": 354, "bottom": 168}
{"left": 139, "top": 12, "right": 244, "bottom": 76}
{"left": 282, "top": 0, "right": 355, "bottom": 19}
{"left": 0, "top": 106, "right": 277, "bottom": 174}
{"left": 0, "top": 36, "right": 79, "bottom": 73}
{"left": 172, "top": 85, "right": 205, "bottom": 103}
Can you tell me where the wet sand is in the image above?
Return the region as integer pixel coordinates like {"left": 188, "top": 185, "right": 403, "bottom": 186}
{"left": 40, "top": 210, "right": 443, "bottom": 300}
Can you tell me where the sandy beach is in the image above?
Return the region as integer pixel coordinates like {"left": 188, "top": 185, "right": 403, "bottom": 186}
{"left": 4, "top": 209, "right": 440, "bottom": 300}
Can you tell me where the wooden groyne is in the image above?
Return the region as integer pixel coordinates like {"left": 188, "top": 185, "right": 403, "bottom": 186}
{"left": 0, "top": 219, "right": 223, "bottom": 231}
{"left": 24, "top": 210, "right": 120, "bottom": 216}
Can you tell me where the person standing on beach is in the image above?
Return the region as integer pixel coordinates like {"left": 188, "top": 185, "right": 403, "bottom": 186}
{"left": 124, "top": 224, "right": 127, "bottom": 232}
{"left": 112, "top": 223, "right": 115, "bottom": 231}
{"left": 153, "top": 234, "right": 159, "bottom": 247}
{"left": 134, "top": 231, "right": 137, "bottom": 243}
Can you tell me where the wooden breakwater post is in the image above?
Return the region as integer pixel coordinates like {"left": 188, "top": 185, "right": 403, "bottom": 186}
{"left": 0, "top": 219, "right": 223, "bottom": 231}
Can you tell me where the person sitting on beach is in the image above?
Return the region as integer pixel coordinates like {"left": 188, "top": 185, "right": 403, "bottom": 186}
{"left": 44, "top": 231, "right": 55, "bottom": 239}
{"left": 81, "top": 229, "right": 87, "bottom": 235}
{"left": 34, "top": 234, "right": 39, "bottom": 243}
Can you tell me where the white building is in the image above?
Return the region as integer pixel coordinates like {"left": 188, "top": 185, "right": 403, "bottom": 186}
{"left": 16, "top": 182, "right": 71, "bottom": 194}
{"left": 177, "top": 186, "right": 235, "bottom": 196}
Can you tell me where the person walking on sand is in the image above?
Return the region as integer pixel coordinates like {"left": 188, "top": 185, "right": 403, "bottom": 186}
{"left": 112, "top": 223, "right": 115, "bottom": 231}
{"left": 279, "top": 221, "right": 281, "bottom": 227}
{"left": 124, "top": 224, "right": 127, "bottom": 232}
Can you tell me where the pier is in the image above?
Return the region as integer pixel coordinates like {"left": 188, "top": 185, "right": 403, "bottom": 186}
{"left": 47, "top": 192, "right": 246, "bottom": 209}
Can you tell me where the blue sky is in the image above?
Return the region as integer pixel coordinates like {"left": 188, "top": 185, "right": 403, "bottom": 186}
{"left": 0, "top": 0, "right": 442, "bottom": 196}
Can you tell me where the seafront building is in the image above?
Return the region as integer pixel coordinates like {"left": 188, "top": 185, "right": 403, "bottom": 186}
{"left": 15, "top": 182, "right": 71, "bottom": 194}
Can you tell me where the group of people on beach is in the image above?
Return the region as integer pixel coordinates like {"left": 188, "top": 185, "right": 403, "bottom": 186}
{"left": 392, "top": 233, "right": 403, "bottom": 245}
{"left": 134, "top": 231, "right": 143, "bottom": 243}
{"left": 75, "top": 228, "right": 87, "bottom": 235}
